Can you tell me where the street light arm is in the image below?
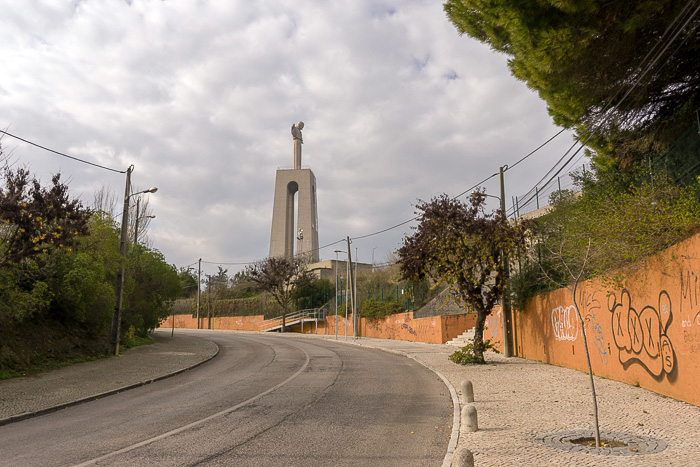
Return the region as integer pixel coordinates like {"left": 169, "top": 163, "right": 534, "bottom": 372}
{"left": 126, "top": 186, "right": 158, "bottom": 200}
{"left": 472, "top": 191, "right": 501, "bottom": 201}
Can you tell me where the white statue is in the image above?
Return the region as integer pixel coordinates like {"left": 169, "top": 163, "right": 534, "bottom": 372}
{"left": 291, "top": 121, "right": 304, "bottom": 169}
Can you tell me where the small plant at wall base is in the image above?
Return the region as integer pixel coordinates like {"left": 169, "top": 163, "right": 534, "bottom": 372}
{"left": 449, "top": 338, "right": 500, "bottom": 365}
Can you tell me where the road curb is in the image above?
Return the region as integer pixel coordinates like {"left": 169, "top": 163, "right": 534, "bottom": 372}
{"left": 0, "top": 341, "right": 220, "bottom": 427}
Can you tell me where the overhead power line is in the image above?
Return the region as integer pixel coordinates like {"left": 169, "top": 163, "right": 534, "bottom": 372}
{"left": 0, "top": 129, "right": 126, "bottom": 174}
{"left": 511, "top": 1, "right": 700, "bottom": 216}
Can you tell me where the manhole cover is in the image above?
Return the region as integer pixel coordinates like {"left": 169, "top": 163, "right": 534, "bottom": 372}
{"left": 536, "top": 430, "right": 667, "bottom": 456}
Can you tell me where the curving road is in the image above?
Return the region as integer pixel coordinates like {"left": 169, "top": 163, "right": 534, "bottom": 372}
{"left": 0, "top": 332, "right": 453, "bottom": 466}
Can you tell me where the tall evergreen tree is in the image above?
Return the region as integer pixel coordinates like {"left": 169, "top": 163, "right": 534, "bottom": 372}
{"left": 444, "top": 0, "right": 700, "bottom": 166}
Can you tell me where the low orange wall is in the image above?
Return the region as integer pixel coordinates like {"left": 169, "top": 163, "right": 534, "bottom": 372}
{"left": 324, "top": 313, "right": 355, "bottom": 337}
{"left": 358, "top": 312, "right": 477, "bottom": 344}
{"left": 161, "top": 314, "right": 265, "bottom": 331}
{"left": 486, "top": 233, "right": 700, "bottom": 407}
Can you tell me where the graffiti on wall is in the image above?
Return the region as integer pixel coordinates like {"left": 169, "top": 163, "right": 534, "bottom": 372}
{"left": 551, "top": 305, "right": 579, "bottom": 341}
{"left": 680, "top": 269, "right": 700, "bottom": 329}
{"left": 486, "top": 309, "right": 501, "bottom": 341}
{"left": 607, "top": 289, "right": 675, "bottom": 380}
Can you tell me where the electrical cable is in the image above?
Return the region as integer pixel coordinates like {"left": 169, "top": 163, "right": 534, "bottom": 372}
{"left": 0, "top": 129, "right": 126, "bottom": 174}
{"left": 510, "top": 1, "right": 700, "bottom": 217}
{"left": 505, "top": 128, "right": 567, "bottom": 172}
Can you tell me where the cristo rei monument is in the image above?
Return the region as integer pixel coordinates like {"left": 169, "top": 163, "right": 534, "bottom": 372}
{"left": 268, "top": 122, "right": 320, "bottom": 262}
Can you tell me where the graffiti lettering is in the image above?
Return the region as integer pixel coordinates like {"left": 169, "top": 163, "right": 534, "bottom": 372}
{"left": 607, "top": 289, "right": 675, "bottom": 379}
{"left": 551, "top": 305, "right": 578, "bottom": 342}
{"left": 486, "top": 309, "right": 501, "bottom": 340}
{"left": 591, "top": 321, "right": 608, "bottom": 364}
{"left": 680, "top": 270, "right": 700, "bottom": 321}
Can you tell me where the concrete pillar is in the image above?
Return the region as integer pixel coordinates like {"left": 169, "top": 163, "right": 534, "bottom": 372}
{"left": 462, "top": 405, "right": 478, "bottom": 432}
{"left": 461, "top": 380, "right": 474, "bottom": 403}
{"left": 269, "top": 168, "right": 319, "bottom": 261}
{"left": 452, "top": 448, "right": 474, "bottom": 467}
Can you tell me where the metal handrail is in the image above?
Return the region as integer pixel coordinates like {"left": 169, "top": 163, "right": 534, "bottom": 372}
{"left": 259, "top": 308, "right": 325, "bottom": 332}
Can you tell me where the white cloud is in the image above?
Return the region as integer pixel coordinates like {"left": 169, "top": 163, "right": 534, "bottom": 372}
{"left": 0, "top": 0, "right": 581, "bottom": 276}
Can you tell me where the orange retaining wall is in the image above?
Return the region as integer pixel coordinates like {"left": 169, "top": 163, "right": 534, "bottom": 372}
{"left": 161, "top": 314, "right": 265, "bottom": 331}
{"left": 358, "top": 312, "right": 477, "bottom": 344}
{"left": 322, "top": 312, "right": 477, "bottom": 344}
{"left": 486, "top": 232, "right": 700, "bottom": 407}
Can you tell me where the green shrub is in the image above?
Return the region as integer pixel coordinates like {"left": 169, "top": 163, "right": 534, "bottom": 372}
{"left": 359, "top": 298, "right": 404, "bottom": 321}
{"left": 449, "top": 338, "right": 499, "bottom": 365}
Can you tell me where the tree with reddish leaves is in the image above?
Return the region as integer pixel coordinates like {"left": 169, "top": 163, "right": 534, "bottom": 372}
{"left": 245, "top": 255, "right": 311, "bottom": 332}
{"left": 398, "top": 191, "right": 527, "bottom": 363}
{"left": 0, "top": 166, "right": 91, "bottom": 265}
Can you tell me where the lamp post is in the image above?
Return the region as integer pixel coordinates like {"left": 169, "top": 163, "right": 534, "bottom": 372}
{"left": 333, "top": 249, "right": 345, "bottom": 340}
{"left": 109, "top": 174, "right": 158, "bottom": 356}
{"left": 472, "top": 168, "right": 513, "bottom": 357}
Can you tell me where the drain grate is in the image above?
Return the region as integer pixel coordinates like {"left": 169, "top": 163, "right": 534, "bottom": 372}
{"left": 536, "top": 430, "right": 667, "bottom": 456}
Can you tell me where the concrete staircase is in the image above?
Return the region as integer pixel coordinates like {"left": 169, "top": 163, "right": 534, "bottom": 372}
{"left": 446, "top": 327, "right": 475, "bottom": 346}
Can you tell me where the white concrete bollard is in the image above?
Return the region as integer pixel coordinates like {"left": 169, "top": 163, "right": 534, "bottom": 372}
{"left": 461, "top": 380, "right": 474, "bottom": 403}
{"left": 452, "top": 447, "right": 475, "bottom": 467}
{"left": 461, "top": 405, "right": 478, "bottom": 432}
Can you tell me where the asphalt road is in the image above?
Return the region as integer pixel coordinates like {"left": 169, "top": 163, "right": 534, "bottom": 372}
{"left": 0, "top": 332, "right": 453, "bottom": 466}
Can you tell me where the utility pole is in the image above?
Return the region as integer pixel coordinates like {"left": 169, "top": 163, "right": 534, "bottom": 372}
{"left": 500, "top": 166, "right": 514, "bottom": 357}
{"left": 133, "top": 197, "right": 140, "bottom": 244}
{"left": 345, "top": 252, "right": 349, "bottom": 340}
{"left": 207, "top": 275, "right": 212, "bottom": 330}
{"left": 109, "top": 165, "right": 133, "bottom": 356}
{"left": 346, "top": 237, "right": 356, "bottom": 340}
{"left": 197, "top": 258, "right": 201, "bottom": 329}
{"left": 334, "top": 250, "right": 340, "bottom": 340}
{"left": 354, "top": 247, "right": 358, "bottom": 338}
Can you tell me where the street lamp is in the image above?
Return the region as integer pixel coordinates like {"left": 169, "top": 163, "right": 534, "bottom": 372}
{"left": 333, "top": 249, "right": 346, "bottom": 340}
{"left": 109, "top": 171, "right": 158, "bottom": 356}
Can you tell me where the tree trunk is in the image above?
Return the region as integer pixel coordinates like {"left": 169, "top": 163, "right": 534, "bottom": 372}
{"left": 473, "top": 309, "right": 487, "bottom": 363}
{"left": 281, "top": 305, "right": 286, "bottom": 333}
{"left": 572, "top": 284, "right": 601, "bottom": 447}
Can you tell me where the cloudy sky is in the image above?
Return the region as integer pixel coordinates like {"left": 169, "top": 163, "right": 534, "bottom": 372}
{"left": 0, "top": 0, "right": 584, "bottom": 277}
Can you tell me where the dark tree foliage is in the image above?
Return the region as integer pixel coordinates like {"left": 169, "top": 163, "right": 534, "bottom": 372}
{"left": 398, "top": 192, "right": 527, "bottom": 363}
{"left": 444, "top": 0, "right": 700, "bottom": 166}
{"left": 229, "top": 271, "right": 258, "bottom": 299}
{"left": 246, "top": 255, "right": 311, "bottom": 332}
{"left": 291, "top": 278, "right": 333, "bottom": 310}
{"left": 177, "top": 267, "right": 198, "bottom": 298}
{"left": 123, "top": 244, "right": 181, "bottom": 337}
{"left": 0, "top": 167, "right": 91, "bottom": 265}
